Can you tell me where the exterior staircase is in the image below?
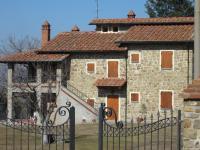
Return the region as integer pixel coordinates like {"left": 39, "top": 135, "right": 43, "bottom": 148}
{"left": 61, "top": 81, "right": 98, "bottom": 116}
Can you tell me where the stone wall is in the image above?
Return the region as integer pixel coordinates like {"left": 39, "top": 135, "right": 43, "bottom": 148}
{"left": 61, "top": 44, "right": 192, "bottom": 121}
{"left": 126, "top": 45, "right": 193, "bottom": 121}
{"left": 184, "top": 100, "right": 200, "bottom": 150}
{"left": 66, "top": 53, "right": 127, "bottom": 120}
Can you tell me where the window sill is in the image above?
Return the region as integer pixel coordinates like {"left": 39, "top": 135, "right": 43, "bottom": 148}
{"left": 161, "top": 68, "right": 173, "bottom": 70}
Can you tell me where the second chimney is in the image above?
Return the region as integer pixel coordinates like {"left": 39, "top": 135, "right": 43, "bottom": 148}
{"left": 127, "top": 10, "right": 136, "bottom": 19}
{"left": 41, "top": 20, "right": 50, "bottom": 47}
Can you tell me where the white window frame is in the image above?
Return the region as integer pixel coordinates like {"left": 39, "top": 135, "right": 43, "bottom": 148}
{"left": 106, "top": 59, "right": 120, "bottom": 78}
{"left": 159, "top": 90, "right": 174, "bottom": 111}
{"left": 130, "top": 92, "right": 140, "bottom": 103}
{"left": 86, "top": 62, "right": 96, "bottom": 75}
{"left": 130, "top": 52, "right": 141, "bottom": 64}
{"left": 160, "top": 50, "right": 174, "bottom": 71}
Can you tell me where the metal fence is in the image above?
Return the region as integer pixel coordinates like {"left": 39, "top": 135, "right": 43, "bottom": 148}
{"left": 0, "top": 103, "right": 75, "bottom": 150}
{"left": 0, "top": 102, "right": 6, "bottom": 120}
{"left": 98, "top": 103, "right": 182, "bottom": 150}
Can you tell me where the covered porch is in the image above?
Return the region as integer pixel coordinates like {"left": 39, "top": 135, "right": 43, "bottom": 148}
{"left": 0, "top": 51, "right": 69, "bottom": 119}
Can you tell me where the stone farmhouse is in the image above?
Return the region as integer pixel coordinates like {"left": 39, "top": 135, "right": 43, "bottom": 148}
{"left": 0, "top": 11, "right": 194, "bottom": 123}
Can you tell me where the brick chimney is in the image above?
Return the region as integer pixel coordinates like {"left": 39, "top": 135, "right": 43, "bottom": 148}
{"left": 127, "top": 10, "right": 136, "bottom": 18}
{"left": 41, "top": 20, "right": 50, "bottom": 47}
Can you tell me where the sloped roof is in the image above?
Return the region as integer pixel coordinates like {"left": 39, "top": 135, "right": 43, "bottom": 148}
{"left": 0, "top": 51, "right": 69, "bottom": 63}
{"left": 95, "top": 78, "right": 126, "bottom": 87}
{"left": 116, "top": 24, "right": 193, "bottom": 43}
{"left": 38, "top": 32, "right": 126, "bottom": 53}
{"left": 89, "top": 17, "right": 194, "bottom": 25}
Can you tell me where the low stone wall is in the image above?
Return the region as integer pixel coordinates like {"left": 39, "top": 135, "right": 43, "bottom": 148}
{"left": 183, "top": 100, "right": 200, "bottom": 149}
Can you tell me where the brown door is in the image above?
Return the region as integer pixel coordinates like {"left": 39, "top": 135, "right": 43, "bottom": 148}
{"left": 108, "top": 61, "right": 118, "bottom": 78}
{"left": 107, "top": 95, "right": 119, "bottom": 120}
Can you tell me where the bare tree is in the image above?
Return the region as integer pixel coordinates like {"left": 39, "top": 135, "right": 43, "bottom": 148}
{"left": 0, "top": 35, "right": 40, "bottom": 93}
{"left": 13, "top": 63, "right": 61, "bottom": 144}
{"left": 0, "top": 34, "right": 40, "bottom": 87}
{"left": 0, "top": 35, "right": 64, "bottom": 144}
{"left": 0, "top": 35, "right": 40, "bottom": 54}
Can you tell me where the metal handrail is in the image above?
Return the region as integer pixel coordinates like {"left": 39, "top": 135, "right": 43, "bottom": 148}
{"left": 62, "top": 81, "right": 98, "bottom": 107}
{"left": 13, "top": 76, "right": 37, "bottom": 83}
{"left": 62, "top": 81, "right": 88, "bottom": 101}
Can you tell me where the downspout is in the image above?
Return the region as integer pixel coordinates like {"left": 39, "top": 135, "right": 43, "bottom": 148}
{"left": 125, "top": 50, "right": 128, "bottom": 150}
{"left": 187, "top": 45, "right": 190, "bottom": 84}
{"left": 194, "top": 0, "right": 200, "bottom": 79}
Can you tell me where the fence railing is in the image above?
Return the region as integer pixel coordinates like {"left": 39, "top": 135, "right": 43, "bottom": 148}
{"left": 98, "top": 103, "right": 182, "bottom": 150}
{"left": 0, "top": 102, "right": 75, "bottom": 150}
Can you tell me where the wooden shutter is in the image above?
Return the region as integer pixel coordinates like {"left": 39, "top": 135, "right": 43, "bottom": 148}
{"left": 131, "top": 54, "right": 139, "bottom": 63}
{"left": 87, "top": 63, "right": 95, "bottom": 73}
{"left": 161, "top": 91, "right": 172, "bottom": 109}
{"left": 87, "top": 99, "right": 94, "bottom": 107}
{"left": 107, "top": 95, "right": 119, "bottom": 120}
{"left": 131, "top": 93, "right": 139, "bottom": 102}
{"left": 108, "top": 61, "right": 118, "bottom": 78}
{"left": 161, "top": 51, "right": 173, "bottom": 69}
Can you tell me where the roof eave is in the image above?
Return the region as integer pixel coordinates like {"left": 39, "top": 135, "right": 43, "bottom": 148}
{"left": 0, "top": 60, "right": 64, "bottom": 64}
{"left": 89, "top": 22, "right": 194, "bottom": 26}
{"left": 116, "top": 40, "right": 193, "bottom": 46}
{"left": 0, "top": 55, "right": 69, "bottom": 64}
{"left": 36, "top": 49, "right": 127, "bottom": 54}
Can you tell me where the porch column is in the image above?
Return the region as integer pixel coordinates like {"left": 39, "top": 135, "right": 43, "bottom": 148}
{"left": 56, "top": 63, "right": 62, "bottom": 93}
{"left": 36, "top": 63, "right": 42, "bottom": 108}
{"left": 183, "top": 99, "right": 200, "bottom": 149}
{"left": 7, "top": 63, "right": 14, "bottom": 119}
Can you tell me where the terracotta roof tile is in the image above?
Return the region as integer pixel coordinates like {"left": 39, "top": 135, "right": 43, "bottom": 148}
{"left": 181, "top": 78, "right": 200, "bottom": 99}
{"left": 90, "top": 17, "right": 194, "bottom": 25}
{"left": 0, "top": 51, "right": 69, "bottom": 63}
{"left": 95, "top": 78, "right": 126, "bottom": 87}
{"left": 37, "top": 32, "right": 126, "bottom": 53}
{"left": 117, "top": 24, "right": 193, "bottom": 43}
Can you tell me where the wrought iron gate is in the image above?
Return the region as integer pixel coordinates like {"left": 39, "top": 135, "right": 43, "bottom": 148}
{"left": 98, "top": 103, "right": 182, "bottom": 150}
{"left": 0, "top": 102, "right": 75, "bottom": 150}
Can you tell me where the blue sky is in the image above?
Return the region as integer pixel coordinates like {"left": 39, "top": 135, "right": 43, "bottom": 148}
{"left": 0, "top": 0, "right": 147, "bottom": 41}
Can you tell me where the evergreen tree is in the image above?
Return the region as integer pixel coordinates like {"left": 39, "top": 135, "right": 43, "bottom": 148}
{"left": 145, "top": 0, "right": 194, "bottom": 17}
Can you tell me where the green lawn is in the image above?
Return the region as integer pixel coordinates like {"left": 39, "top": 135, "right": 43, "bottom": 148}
{"left": 0, "top": 124, "right": 179, "bottom": 150}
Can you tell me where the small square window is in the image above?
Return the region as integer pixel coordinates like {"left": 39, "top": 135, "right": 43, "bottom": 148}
{"left": 113, "top": 26, "right": 118, "bottom": 32}
{"left": 131, "top": 53, "right": 140, "bottom": 63}
{"left": 87, "top": 99, "right": 95, "bottom": 107}
{"left": 87, "top": 63, "right": 95, "bottom": 74}
{"left": 102, "top": 26, "right": 108, "bottom": 32}
{"left": 96, "top": 25, "right": 101, "bottom": 31}
{"left": 160, "top": 91, "right": 172, "bottom": 109}
{"left": 131, "top": 93, "right": 139, "bottom": 102}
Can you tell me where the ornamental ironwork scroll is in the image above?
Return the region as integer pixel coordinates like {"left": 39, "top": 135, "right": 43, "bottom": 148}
{"left": 0, "top": 101, "right": 73, "bottom": 135}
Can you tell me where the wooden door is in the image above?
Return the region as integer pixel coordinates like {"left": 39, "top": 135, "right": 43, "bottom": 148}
{"left": 108, "top": 61, "right": 118, "bottom": 78}
{"left": 107, "top": 95, "right": 119, "bottom": 120}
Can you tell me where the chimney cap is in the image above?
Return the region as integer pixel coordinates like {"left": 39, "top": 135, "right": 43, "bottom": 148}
{"left": 43, "top": 20, "right": 50, "bottom": 26}
{"left": 71, "top": 25, "right": 80, "bottom": 32}
{"left": 127, "top": 10, "right": 136, "bottom": 18}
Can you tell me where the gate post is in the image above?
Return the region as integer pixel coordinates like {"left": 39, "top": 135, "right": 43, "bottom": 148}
{"left": 177, "top": 110, "right": 181, "bottom": 150}
{"left": 98, "top": 103, "right": 104, "bottom": 150}
{"left": 69, "top": 106, "right": 75, "bottom": 150}
{"left": 183, "top": 100, "right": 200, "bottom": 150}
